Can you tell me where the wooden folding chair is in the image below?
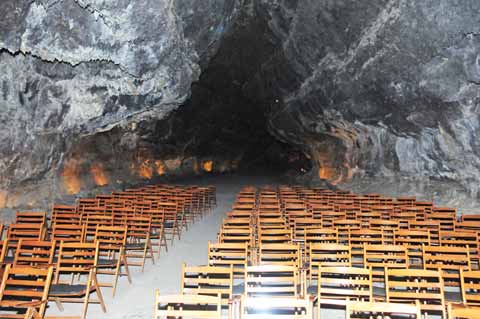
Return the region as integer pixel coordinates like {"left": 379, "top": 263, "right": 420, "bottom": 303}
{"left": 181, "top": 263, "right": 233, "bottom": 308}
{"left": 240, "top": 295, "right": 312, "bottom": 319}
{"left": 439, "top": 231, "right": 479, "bottom": 265}
{"left": 259, "top": 243, "right": 300, "bottom": 267}
{"left": 244, "top": 265, "right": 299, "bottom": 298}
{"left": 346, "top": 300, "right": 421, "bottom": 319}
{"left": 316, "top": 266, "right": 372, "bottom": 313}
{"left": 143, "top": 208, "right": 168, "bottom": 255}
{"left": 82, "top": 214, "right": 113, "bottom": 241}
{"left": 385, "top": 268, "right": 446, "bottom": 318}
{"left": 49, "top": 241, "right": 106, "bottom": 319}
{"left": 94, "top": 225, "right": 131, "bottom": 296}
{"left": 13, "top": 239, "right": 56, "bottom": 267}
{"left": 258, "top": 228, "right": 292, "bottom": 245}
{"left": 124, "top": 216, "right": 154, "bottom": 272}
{"left": 154, "top": 290, "right": 222, "bottom": 319}
{"left": 349, "top": 229, "right": 385, "bottom": 265}
{"left": 369, "top": 220, "right": 399, "bottom": 244}
{"left": 6, "top": 223, "right": 45, "bottom": 250}
{"left": 157, "top": 202, "right": 181, "bottom": 244}
{"left": 460, "top": 269, "right": 480, "bottom": 306}
{"left": 51, "top": 223, "right": 86, "bottom": 243}
{"left": 364, "top": 244, "right": 408, "bottom": 280}
{"left": 423, "top": 245, "right": 470, "bottom": 287}
{"left": 309, "top": 243, "right": 351, "bottom": 281}
{"left": 15, "top": 212, "right": 47, "bottom": 227}
{"left": 0, "top": 264, "right": 53, "bottom": 319}
{"left": 448, "top": 303, "right": 480, "bottom": 319}
{"left": 208, "top": 242, "right": 249, "bottom": 278}
{"left": 394, "top": 229, "right": 431, "bottom": 266}
{"left": 333, "top": 219, "right": 361, "bottom": 243}
{"left": 218, "top": 228, "right": 253, "bottom": 246}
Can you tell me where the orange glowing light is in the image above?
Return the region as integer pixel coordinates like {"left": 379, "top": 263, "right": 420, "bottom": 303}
{"left": 61, "top": 159, "right": 82, "bottom": 194}
{"left": 202, "top": 160, "right": 213, "bottom": 172}
{"left": 139, "top": 160, "right": 153, "bottom": 179}
{"left": 90, "top": 163, "right": 109, "bottom": 186}
{"left": 154, "top": 160, "right": 166, "bottom": 176}
{"left": 318, "top": 166, "right": 336, "bottom": 180}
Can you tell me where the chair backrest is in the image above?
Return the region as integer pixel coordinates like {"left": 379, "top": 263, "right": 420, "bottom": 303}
{"left": 304, "top": 227, "right": 338, "bottom": 245}
{"left": 83, "top": 214, "right": 113, "bottom": 240}
{"left": 346, "top": 301, "right": 421, "bottom": 319}
{"left": 385, "top": 268, "right": 445, "bottom": 316}
{"left": 439, "top": 231, "right": 478, "bottom": 256}
{"left": 364, "top": 244, "right": 408, "bottom": 277}
{"left": 244, "top": 265, "right": 298, "bottom": 298}
{"left": 309, "top": 243, "right": 351, "bottom": 281}
{"left": 349, "top": 229, "right": 385, "bottom": 249}
{"left": 0, "top": 264, "right": 53, "bottom": 318}
{"left": 293, "top": 218, "right": 322, "bottom": 240}
{"left": 15, "top": 212, "right": 47, "bottom": 225}
{"left": 423, "top": 245, "right": 470, "bottom": 285}
{"left": 181, "top": 263, "right": 233, "bottom": 306}
{"left": 259, "top": 228, "right": 292, "bottom": 245}
{"left": 13, "top": 239, "right": 56, "bottom": 267}
{"left": 208, "top": 241, "right": 248, "bottom": 278}
{"left": 318, "top": 266, "right": 372, "bottom": 303}
{"left": 125, "top": 216, "right": 152, "bottom": 241}
{"left": 7, "top": 223, "right": 45, "bottom": 243}
{"left": 218, "top": 227, "right": 253, "bottom": 246}
{"left": 51, "top": 223, "right": 86, "bottom": 243}
{"left": 460, "top": 269, "right": 480, "bottom": 307}
{"left": 54, "top": 241, "right": 99, "bottom": 282}
{"left": 241, "top": 296, "right": 311, "bottom": 319}
{"left": 94, "top": 225, "right": 127, "bottom": 252}
{"left": 154, "top": 291, "right": 221, "bottom": 319}
{"left": 448, "top": 303, "right": 480, "bottom": 319}
{"left": 259, "top": 243, "right": 300, "bottom": 267}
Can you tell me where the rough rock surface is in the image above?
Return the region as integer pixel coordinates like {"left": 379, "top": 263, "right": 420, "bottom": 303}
{"left": 252, "top": 0, "right": 480, "bottom": 207}
{"left": 0, "top": 0, "right": 240, "bottom": 212}
{"left": 3, "top": 0, "right": 480, "bottom": 212}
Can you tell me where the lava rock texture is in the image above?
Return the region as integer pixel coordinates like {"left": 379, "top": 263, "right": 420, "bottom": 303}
{"left": 254, "top": 0, "right": 480, "bottom": 207}
{"left": 2, "top": 0, "right": 480, "bottom": 211}
{"left": 0, "top": 0, "right": 241, "bottom": 211}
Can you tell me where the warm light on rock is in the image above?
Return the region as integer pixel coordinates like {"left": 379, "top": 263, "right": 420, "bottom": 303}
{"left": 154, "top": 160, "right": 166, "bottom": 176}
{"left": 90, "top": 163, "right": 109, "bottom": 186}
{"left": 139, "top": 160, "right": 153, "bottom": 179}
{"left": 202, "top": 160, "right": 213, "bottom": 172}
{"left": 61, "top": 159, "right": 82, "bottom": 194}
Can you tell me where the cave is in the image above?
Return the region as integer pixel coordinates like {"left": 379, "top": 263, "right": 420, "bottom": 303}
{"left": 3, "top": 1, "right": 480, "bottom": 318}
{"left": 2, "top": 0, "right": 480, "bottom": 213}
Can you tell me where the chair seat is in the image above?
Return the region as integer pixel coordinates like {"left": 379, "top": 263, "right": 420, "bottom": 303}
{"left": 49, "top": 283, "right": 87, "bottom": 296}
{"left": 125, "top": 243, "right": 145, "bottom": 249}
{"left": 306, "top": 285, "right": 317, "bottom": 295}
{"left": 98, "top": 258, "right": 118, "bottom": 266}
{"left": 445, "top": 290, "right": 462, "bottom": 302}
{"left": 233, "top": 283, "right": 245, "bottom": 295}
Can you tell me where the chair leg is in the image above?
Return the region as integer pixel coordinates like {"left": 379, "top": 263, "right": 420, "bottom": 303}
{"left": 93, "top": 276, "right": 107, "bottom": 313}
{"left": 123, "top": 254, "right": 132, "bottom": 284}
{"left": 112, "top": 259, "right": 121, "bottom": 297}
{"left": 53, "top": 298, "right": 64, "bottom": 312}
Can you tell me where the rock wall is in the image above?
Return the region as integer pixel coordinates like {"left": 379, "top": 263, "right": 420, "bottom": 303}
{"left": 3, "top": 0, "right": 480, "bottom": 212}
{"left": 253, "top": 0, "right": 480, "bottom": 207}
{"left": 0, "top": 0, "right": 241, "bottom": 212}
